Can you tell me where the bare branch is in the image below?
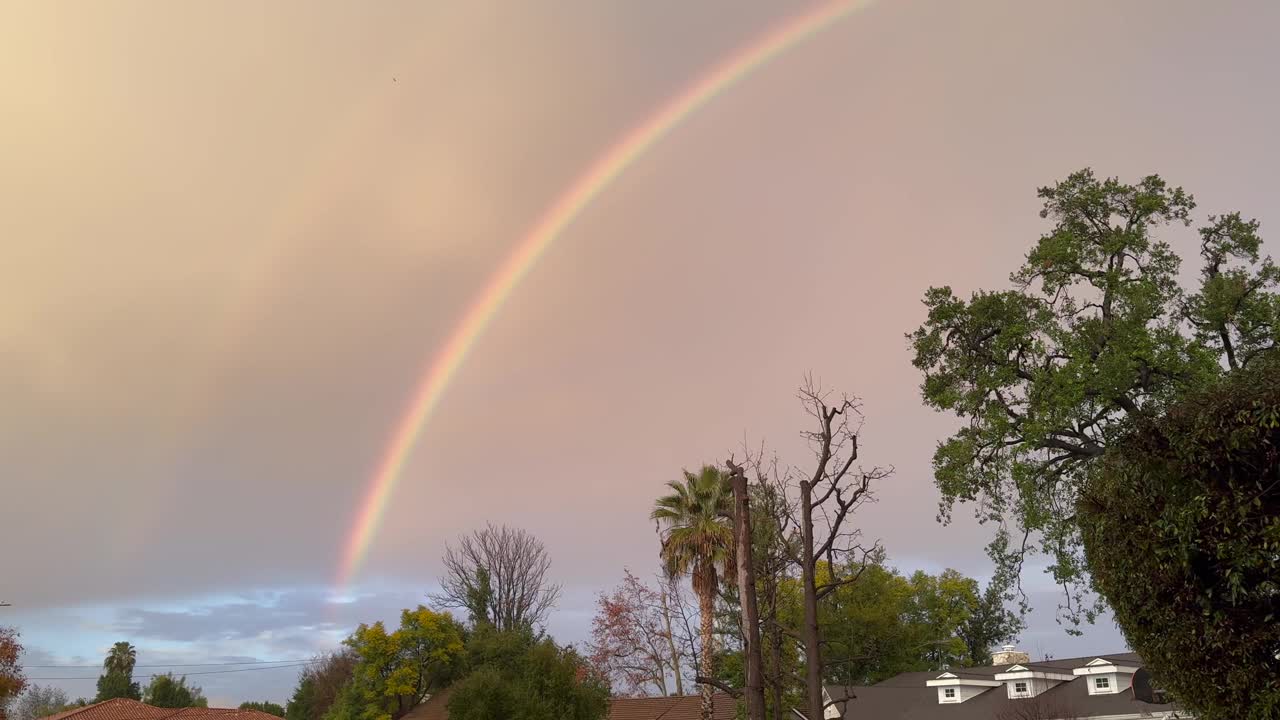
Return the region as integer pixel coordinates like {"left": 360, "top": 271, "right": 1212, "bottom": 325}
{"left": 428, "top": 524, "right": 561, "bottom": 631}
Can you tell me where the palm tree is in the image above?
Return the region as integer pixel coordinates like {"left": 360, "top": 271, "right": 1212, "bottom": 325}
{"left": 104, "top": 642, "right": 136, "bottom": 677}
{"left": 651, "top": 466, "right": 735, "bottom": 720}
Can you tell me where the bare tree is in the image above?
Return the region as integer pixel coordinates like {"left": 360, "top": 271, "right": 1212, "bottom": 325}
{"left": 783, "top": 379, "right": 891, "bottom": 720}
{"left": 11, "top": 686, "right": 69, "bottom": 720}
{"left": 587, "top": 569, "right": 696, "bottom": 697}
{"left": 430, "top": 524, "right": 562, "bottom": 631}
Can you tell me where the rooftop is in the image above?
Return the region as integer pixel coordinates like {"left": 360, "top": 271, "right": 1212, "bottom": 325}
{"left": 41, "top": 699, "right": 282, "bottom": 720}
{"left": 402, "top": 689, "right": 737, "bottom": 720}
{"left": 828, "top": 652, "right": 1175, "bottom": 720}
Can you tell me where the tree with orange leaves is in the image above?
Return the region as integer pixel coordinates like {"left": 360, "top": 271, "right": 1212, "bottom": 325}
{"left": 0, "top": 626, "right": 27, "bottom": 720}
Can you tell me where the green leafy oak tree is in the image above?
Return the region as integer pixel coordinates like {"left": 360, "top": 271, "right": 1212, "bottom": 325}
{"left": 445, "top": 627, "right": 609, "bottom": 720}
{"left": 909, "top": 169, "right": 1278, "bottom": 625}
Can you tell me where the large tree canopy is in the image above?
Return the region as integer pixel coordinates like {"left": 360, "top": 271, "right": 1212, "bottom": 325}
{"left": 430, "top": 525, "right": 562, "bottom": 632}
{"left": 327, "top": 607, "right": 465, "bottom": 720}
{"left": 909, "top": 169, "right": 1279, "bottom": 622}
{"left": 285, "top": 650, "right": 356, "bottom": 720}
{"left": 0, "top": 627, "right": 26, "bottom": 717}
{"left": 1079, "top": 357, "right": 1280, "bottom": 720}
{"left": 445, "top": 627, "right": 610, "bottom": 720}
{"left": 142, "top": 674, "right": 206, "bottom": 709}
{"left": 95, "top": 642, "right": 140, "bottom": 702}
{"left": 788, "top": 561, "right": 1018, "bottom": 685}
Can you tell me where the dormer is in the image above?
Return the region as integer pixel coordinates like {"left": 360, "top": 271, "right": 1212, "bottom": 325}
{"left": 821, "top": 688, "right": 841, "bottom": 720}
{"left": 993, "top": 664, "right": 1075, "bottom": 699}
{"left": 926, "top": 672, "right": 1002, "bottom": 704}
{"left": 1072, "top": 657, "right": 1140, "bottom": 695}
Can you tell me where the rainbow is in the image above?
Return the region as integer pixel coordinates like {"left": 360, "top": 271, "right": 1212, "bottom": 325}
{"left": 335, "top": 0, "right": 874, "bottom": 590}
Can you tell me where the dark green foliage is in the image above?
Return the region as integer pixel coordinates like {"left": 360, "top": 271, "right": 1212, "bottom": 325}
{"left": 103, "top": 644, "right": 136, "bottom": 678}
{"left": 1080, "top": 357, "right": 1280, "bottom": 720}
{"left": 142, "top": 674, "right": 206, "bottom": 708}
{"left": 94, "top": 672, "right": 140, "bottom": 702}
{"left": 239, "top": 701, "right": 285, "bottom": 717}
{"left": 445, "top": 627, "right": 610, "bottom": 720}
{"left": 719, "top": 558, "right": 1021, "bottom": 691}
{"left": 285, "top": 651, "right": 356, "bottom": 720}
{"left": 808, "top": 563, "right": 1020, "bottom": 685}
{"left": 94, "top": 642, "right": 141, "bottom": 702}
{"left": 958, "top": 581, "right": 1023, "bottom": 667}
{"left": 285, "top": 678, "right": 317, "bottom": 720}
{"left": 909, "top": 169, "right": 1278, "bottom": 623}
{"left": 464, "top": 567, "right": 494, "bottom": 629}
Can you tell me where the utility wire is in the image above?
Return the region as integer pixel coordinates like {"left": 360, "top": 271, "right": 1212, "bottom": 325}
{"left": 27, "top": 662, "right": 316, "bottom": 681}
{"left": 26, "top": 660, "right": 315, "bottom": 669}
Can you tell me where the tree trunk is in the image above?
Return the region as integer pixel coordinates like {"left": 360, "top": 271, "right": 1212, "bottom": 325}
{"left": 730, "top": 463, "right": 766, "bottom": 720}
{"left": 698, "top": 589, "right": 716, "bottom": 720}
{"left": 661, "top": 587, "right": 685, "bottom": 696}
{"left": 799, "top": 480, "right": 823, "bottom": 720}
{"left": 769, "top": 622, "right": 784, "bottom": 720}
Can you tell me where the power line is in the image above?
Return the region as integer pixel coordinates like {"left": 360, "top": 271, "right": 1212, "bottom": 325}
{"left": 27, "top": 662, "right": 316, "bottom": 681}
{"left": 26, "top": 659, "right": 315, "bottom": 669}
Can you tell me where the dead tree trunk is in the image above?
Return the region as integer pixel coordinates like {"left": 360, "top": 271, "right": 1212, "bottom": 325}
{"left": 728, "top": 459, "right": 766, "bottom": 720}
{"left": 792, "top": 381, "right": 888, "bottom": 720}
{"left": 798, "top": 477, "right": 824, "bottom": 720}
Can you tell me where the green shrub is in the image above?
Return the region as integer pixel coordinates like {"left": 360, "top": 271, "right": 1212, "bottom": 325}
{"left": 1080, "top": 355, "right": 1280, "bottom": 720}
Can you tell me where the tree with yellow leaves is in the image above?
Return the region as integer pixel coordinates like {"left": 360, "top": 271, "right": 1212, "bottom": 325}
{"left": 326, "top": 606, "right": 466, "bottom": 720}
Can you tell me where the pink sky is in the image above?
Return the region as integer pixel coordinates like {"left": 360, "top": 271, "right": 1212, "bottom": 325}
{"left": 3, "top": 0, "right": 1278, "bottom": 705}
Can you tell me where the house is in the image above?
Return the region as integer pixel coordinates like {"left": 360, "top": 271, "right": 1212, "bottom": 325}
{"left": 41, "top": 698, "right": 282, "bottom": 720}
{"left": 402, "top": 688, "right": 737, "bottom": 720}
{"left": 819, "top": 646, "right": 1182, "bottom": 720}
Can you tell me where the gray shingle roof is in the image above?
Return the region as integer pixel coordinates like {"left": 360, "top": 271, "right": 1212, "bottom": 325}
{"left": 829, "top": 652, "right": 1175, "bottom": 720}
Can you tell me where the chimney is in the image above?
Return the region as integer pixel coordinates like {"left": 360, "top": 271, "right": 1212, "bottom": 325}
{"left": 991, "top": 644, "right": 1031, "bottom": 666}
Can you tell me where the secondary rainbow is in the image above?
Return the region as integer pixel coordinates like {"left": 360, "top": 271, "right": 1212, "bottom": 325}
{"left": 335, "top": 0, "right": 875, "bottom": 590}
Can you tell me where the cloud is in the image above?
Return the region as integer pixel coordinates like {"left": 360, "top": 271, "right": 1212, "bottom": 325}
{"left": 112, "top": 588, "right": 425, "bottom": 649}
{"left": 17, "top": 646, "right": 59, "bottom": 667}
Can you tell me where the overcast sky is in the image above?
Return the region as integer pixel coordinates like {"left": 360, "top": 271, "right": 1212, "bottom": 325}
{"left": 3, "top": 0, "right": 1279, "bottom": 707}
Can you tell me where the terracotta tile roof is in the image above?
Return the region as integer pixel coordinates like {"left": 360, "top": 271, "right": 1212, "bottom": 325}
{"left": 42, "top": 699, "right": 173, "bottom": 720}
{"left": 401, "top": 690, "right": 737, "bottom": 720}
{"left": 39, "top": 699, "right": 281, "bottom": 720}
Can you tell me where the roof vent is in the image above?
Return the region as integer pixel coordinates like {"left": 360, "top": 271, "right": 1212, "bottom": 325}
{"left": 991, "top": 644, "right": 1031, "bottom": 666}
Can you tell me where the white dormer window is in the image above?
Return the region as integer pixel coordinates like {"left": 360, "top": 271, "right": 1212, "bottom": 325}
{"left": 927, "top": 672, "right": 1002, "bottom": 704}
{"left": 1074, "top": 658, "right": 1139, "bottom": 696}
{"left": 994, "top": 665, "right": 1074, "bottom": 699}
